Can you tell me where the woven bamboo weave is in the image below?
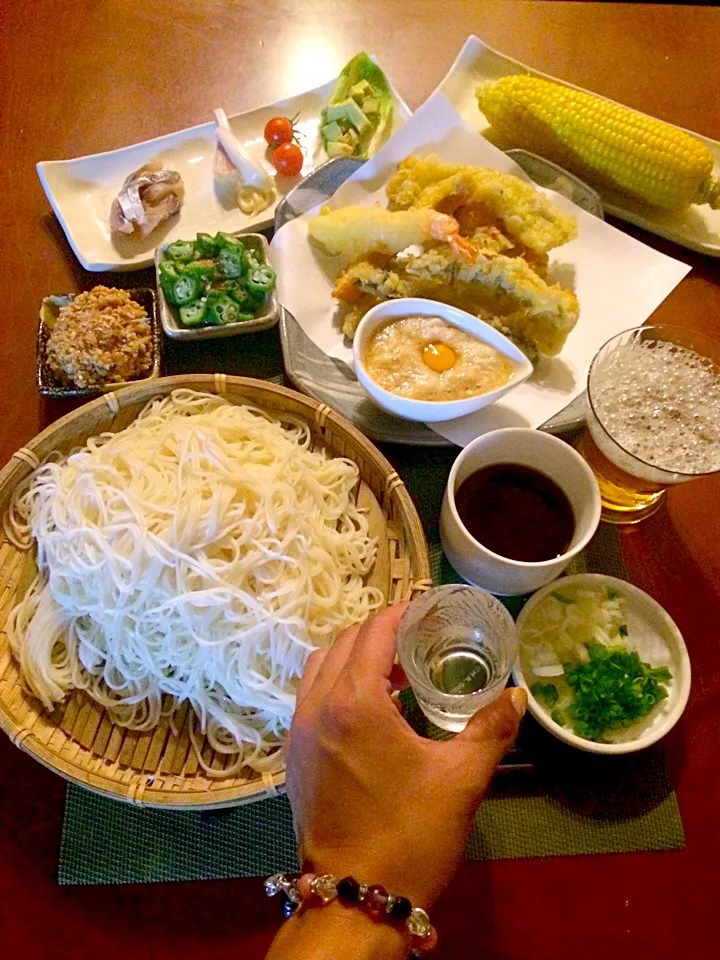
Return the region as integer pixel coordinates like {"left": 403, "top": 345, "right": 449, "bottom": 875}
{"left": 0, "top": 376, "right": 430, "bottom": 808}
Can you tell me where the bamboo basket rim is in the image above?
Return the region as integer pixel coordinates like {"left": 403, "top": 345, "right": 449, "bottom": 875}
{"left": 0, "top": 375, "right": 431, "bottom": 808}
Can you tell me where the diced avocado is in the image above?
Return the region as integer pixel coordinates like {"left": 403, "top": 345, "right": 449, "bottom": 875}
{"left": 324, "top": 98, "right": 371, "bottom": 135}
{"left": 343, "top": 98, "right": 371, "bottom": 134}
{"left": 349, "top": 79, "right": 372, "bottom": 102}
{"left": 362, "top": 97, "right": 379, "bottom": 115}
{"left": 325, "top": 140, "right": 355, "bottom": 158}
{"left": 325, "top": 101, "right": 351, "bottom": 122}
{"left": 321, "top": 120, "right": 344, "bottom": 142}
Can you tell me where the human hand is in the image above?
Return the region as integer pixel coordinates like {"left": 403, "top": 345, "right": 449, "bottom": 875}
{"left": 286, "top": 603, "right": 526, "bottom": 909}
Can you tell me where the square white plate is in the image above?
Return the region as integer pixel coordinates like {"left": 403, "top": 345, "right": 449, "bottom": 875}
{"left": 37, "top": 65, "right": 410, "bottom": 272}
{"left": 270, "top": 93, "right": 691, "bottom": 448}
{"left": 435, "top": 35, "right": 720, "bottom": 257}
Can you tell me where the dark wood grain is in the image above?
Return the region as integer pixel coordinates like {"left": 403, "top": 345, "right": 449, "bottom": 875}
{"left": 1, "top": 2, "right": 720, "bottom": 959}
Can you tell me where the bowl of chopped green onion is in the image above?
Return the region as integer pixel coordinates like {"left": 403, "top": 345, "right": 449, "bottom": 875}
{"left": 512, "top": 573, "right": 691, "bottom": 754}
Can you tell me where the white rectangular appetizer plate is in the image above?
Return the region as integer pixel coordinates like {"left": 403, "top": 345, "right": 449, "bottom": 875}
{"left": 436, "top": 35, "right": 720, "bottom": 257}
{"left": 37, "top": 64, "right": 411, "bottom": 272}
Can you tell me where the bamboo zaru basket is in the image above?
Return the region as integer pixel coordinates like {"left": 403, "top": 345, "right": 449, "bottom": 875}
{"left": 0, "top": 375, "right": 430, "bottom": 808}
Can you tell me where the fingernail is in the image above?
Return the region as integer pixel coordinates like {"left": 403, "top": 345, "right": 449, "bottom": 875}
{"left": 509, "top": 687, "right": 527, "bottom": 718}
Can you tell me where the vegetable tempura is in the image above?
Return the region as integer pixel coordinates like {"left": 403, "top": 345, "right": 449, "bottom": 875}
{"left": 308, "top": 153, "right": 579, "bottom": 358}
{"left": 386, "top": 154, "right": 578, "bottom": 255}
{"left": 334, "top": 240, "right": 578, "bottom": 355}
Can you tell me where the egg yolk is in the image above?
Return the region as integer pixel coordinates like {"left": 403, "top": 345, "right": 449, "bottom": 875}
{"left": 422, "top": 341, "right": 457, "bottom": 373}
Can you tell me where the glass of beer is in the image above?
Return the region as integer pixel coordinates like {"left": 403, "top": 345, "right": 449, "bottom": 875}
{"left": 579, "top": 324, "right": 720, "bottom": 523}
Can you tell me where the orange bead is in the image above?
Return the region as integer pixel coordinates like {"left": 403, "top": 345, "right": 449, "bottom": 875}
{"left": 298, "top": 873, "right": 317, "bottom": 899}
{"left": 415, "top": 925, "right": 439, "bottom": 952}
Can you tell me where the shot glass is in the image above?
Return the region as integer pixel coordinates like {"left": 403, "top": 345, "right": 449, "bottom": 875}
{"left": 396, "top": 584, "right": 518, "bottom": 732}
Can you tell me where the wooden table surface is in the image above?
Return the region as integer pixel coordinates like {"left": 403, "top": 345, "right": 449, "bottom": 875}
{"left": 2, "top": 2, "right": 719, "bottom": 958}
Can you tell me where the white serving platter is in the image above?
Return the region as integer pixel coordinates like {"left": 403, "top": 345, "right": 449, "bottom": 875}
{"left": 270, "top": 93, "right": 690, "bottom": 449}
{"left": 436, "top": 35, "right": 720, "bottom": 257}
{"left": 37, "top": 65, "right": 411, "bottom": 272}
{"left": 275, "top": 154, "right": 603, "bottom": 445}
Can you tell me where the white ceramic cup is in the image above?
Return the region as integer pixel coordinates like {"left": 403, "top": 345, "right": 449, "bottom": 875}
{"left": 440, "top": 428, "right": 601, "bottom": 595}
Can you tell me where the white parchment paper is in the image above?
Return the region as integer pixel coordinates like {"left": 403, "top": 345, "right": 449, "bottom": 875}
{"left": 270, "top": 94, "right": 690, "bottom": 446}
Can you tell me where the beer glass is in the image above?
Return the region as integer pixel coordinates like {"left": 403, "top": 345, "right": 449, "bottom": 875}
{"left": 580, "top": 324, "right": 720, "bottom": 523}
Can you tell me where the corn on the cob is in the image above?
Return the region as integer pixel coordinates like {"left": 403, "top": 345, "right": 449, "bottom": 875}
{"left": 476, "top": 74, "right": 720, "bottom": 212}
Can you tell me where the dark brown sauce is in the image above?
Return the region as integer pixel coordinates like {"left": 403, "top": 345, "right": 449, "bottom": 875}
{"left": 455, "top": 463, "right": 575, "bottom": 562}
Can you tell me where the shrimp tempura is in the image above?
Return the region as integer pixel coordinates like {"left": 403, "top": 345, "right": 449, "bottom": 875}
{"left": 308, "top": 206, "right": 460, "bottom": 262}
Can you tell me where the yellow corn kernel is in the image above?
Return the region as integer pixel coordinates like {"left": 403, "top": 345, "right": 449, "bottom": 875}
{"left": 477, "top": 75, "right": 720, "bottom": 212}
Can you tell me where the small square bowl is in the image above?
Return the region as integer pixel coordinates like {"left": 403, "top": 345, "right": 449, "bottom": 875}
{"left": 37, "top": 288, "right": 162, "bottom": 399}
{"left": 155, "top": 232, "right": 280, "bottom": 341}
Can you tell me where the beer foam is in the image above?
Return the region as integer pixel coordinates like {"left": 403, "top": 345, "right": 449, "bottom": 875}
{"left": 591, "top": 339, "right": 720, "bottom": 475}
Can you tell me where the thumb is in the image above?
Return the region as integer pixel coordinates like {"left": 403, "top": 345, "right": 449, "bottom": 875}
{"left": 451, "top": 687, "right": 527, "bottom": 786}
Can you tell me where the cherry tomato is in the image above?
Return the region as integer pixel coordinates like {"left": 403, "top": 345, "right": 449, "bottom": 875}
{"left": 272, "top": 142, "right": 304, "bottom": 177}
{"left": 264, "top": 116, "right": 294, "bottom": 146}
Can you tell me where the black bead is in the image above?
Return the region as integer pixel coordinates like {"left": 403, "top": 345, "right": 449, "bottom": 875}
{"left": 389, "top": 896, "right": 412, "bottom": 921}
{"left": 337, "top": 876, "right": 361, "bottom": 902}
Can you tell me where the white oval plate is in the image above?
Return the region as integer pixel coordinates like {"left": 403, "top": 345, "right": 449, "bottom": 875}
{"left": 436, "top": 35, "right": 720, "bottom": 257}
{"left": 512, "top": 573, "right": 691, "bottom": 754}
{"left": 37, "top": 63, "right": 410, "bottom": 272}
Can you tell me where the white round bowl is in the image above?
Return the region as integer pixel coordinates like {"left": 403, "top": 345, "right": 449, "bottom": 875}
{"left": 512, "top": 573, "right": 692, "bottom": 754}
{"left": 352, "top": 298, "right": 533, "bottom": 423}
{"left": 440, "top": 428, "right": 601, "bottom": 595}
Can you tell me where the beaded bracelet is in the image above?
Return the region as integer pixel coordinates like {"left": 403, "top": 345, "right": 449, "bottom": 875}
{"left": 264, "top": 872, "right": 438, "bottom": 955}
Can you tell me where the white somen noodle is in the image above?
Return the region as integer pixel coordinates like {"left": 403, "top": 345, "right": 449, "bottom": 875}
{"left": 5, "top": 389, "right": 383, "bottom": 775}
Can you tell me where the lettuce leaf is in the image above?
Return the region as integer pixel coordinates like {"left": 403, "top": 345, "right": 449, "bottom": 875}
{"left": 322, "top": 52, "right": 393, "bottom": 159}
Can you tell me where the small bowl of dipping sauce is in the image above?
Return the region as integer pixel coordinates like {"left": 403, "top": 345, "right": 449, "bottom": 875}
{"left": 440, "top": 428, "right": 601, "bottom": 595}
{"left": 353, "top": 298, "right": 533, "bottom": 422}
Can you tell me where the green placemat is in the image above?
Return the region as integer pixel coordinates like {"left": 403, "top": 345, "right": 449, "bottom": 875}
{"left": 58, "top": 522, "right": 684, "bottom": 885}
{"left": 60, "top": 736, "right": 682, "bottom": 885}
{"left": 57, "top": 341, "right": 684, "bottom": 885}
